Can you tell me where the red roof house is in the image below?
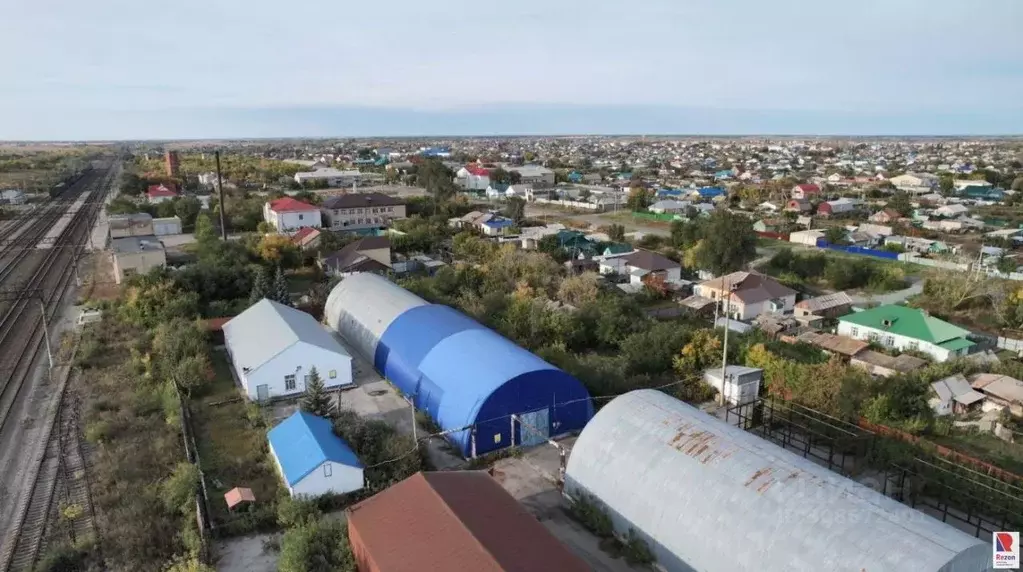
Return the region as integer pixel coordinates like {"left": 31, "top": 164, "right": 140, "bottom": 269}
{"left": 466, "top": 165, "right": 491, "bottom": 177}
{"left": 146, "top": 184, "right": 178, "bottom": 202}
{"left": 267, "top": 197, "right": 318, "bottom": 213}
{"left": 291, "top": 226, "right": 322, "bottom": 249}
{"left": 791, "top": 184, "right": 821, "bottom": 200}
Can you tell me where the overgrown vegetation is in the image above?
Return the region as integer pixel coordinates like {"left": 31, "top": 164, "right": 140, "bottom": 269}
{"left": 568, "top": 494, "right": 654, "bottom": 566}
{"left": 760, "top": 247, "right": 909, "bottom": 293}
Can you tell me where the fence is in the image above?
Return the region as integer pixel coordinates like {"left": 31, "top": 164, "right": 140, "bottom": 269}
{"left": 815, "top": 240, "right": 900, "bottom": 260}
{"left": 631, "top": 211, "right": 677, "bottom": 223}
{"left": 178, "top": 391, "right": 213, "bottom": 564}
{"left": 899, "top": 255, "right": 1023, "bottom": 282}
{"left": 531, "top": 198, "right": 603, "bottom": 211}
{"left": 755, "top": 231, "right": 790, "bottom": 241}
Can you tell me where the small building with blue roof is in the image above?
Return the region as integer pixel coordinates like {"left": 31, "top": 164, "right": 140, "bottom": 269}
{"left": 268, "top": 411, "right": 364, "bottom": 497}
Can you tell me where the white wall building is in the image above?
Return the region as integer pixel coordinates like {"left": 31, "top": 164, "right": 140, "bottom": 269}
{"left": 836, "top": 305, "right": 974, "bottom": 363}
{"left": 703, "top": 366, "right": 763, "bottom": 405}
{"left": 294, "top": 169, "right": 363, "bottom": 188}
{"left": 223, "top": 299, "right": 354, "bottom": 401}
{"left": 455, "top": 166, "right": 491, "bottom": 190}
{"left": 263, "top": 197, "right": 322, "bottom": 234}
{"left": 267, "top": 411, "right": 364, "bottom": 497}
{"left": 789, "top": 229, "right": 825, "bottom": 247}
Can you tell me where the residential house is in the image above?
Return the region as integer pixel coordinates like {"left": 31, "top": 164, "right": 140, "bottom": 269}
{"left": 294, "top": 168, "right": 362, "bottom": 187}
{"left": 484, "top": 184, "right": 508, "bottom": 199}
{"left": 320, "top": 193, "right": 406, "bottom": 231}
{"left": 851, "top": 351, "right": 928, "bottom": 378}
{"left": 694, "top": 271, "right": 797, "bottom": 320}
{"left": 796, "top": 331, "right": 870, "bottom": 359}
{"left": 505, "top": 184, "right": 534, "bottom": 200}
{"left": 785, "top": 199, "right": 812, "bottom": 213}
{"left": 817, "top": 198, "right": 860, "bottom": 218}
{"left": 753, "top": 219, "right": 787, "bottom": 233}
{"left": 291, "top": 227, "right": 322, "bottom": 250}
{"left": 836, "top": 305, "right": 974, "bottom": 362}
{"left": 481, "top": 215, "right": 515, "bottom": 236}
{"left": 197, "top": 172, "right": 219, "bottom": 189}
{"left": 345, "top": 471, "right": 590, "bottom": 572}
{"left": 970, "top": 374, "right": 1023, "bottom": 417}
{"left": 264, "top": 197, "right": 322, "bottom": 234}
{"left": 509, "top": 165, "right": 556, "bottom": 188}
{"left": 929, "top": 374, "right": 985, "bottom": 416}
{"left": 223, "top": 299, "right": 354, "bottom": 401}
{"left": 617, "top": 250, "right": 683, "bottom": 286}
{"left": 933, "top": 204, "right": 970, "bottom": 218}
{"left": 953, "top": 180, "right": 992, "bottom": 192}
{"left": 111, "top": 235, "right": 166, "bottom": 284}
{"left": 869, "top": 209, "right": 902, "bottom": 224}
{"left": 146, "top": 184, "right": 177, "bottom": 204}
{"left": 858, "top": 223, "right": 893, "bottom": 237}
{"left": 692, "top": 186, "right": 725, "bottom": 200}
{"left": 890, "top": 173, "right": 939, "bottom": 194}
{"left": 109, "top": 213, "right": 154, "bottom": 239}
{"left": 794, "top": 292, "right": 853, "bottom": 319}
{"left": 0, "top": 189, "right": 26, "bottom": 205}
{"left": 703, "top": 366, "right": 763, "bottom": 406}
{"left": 788, "top": 229, "right": 825, "bottom": 247}
{"left": 791, "top": 184, "right": 821, "bottom": 200}
{"left": 519, "top": 223, "right": 566, "bottom": 249}
{"left": 268, "top": 411, "right": 363, "bottom": 497}
{"left": 649, "top": 199, "right": 690, "bottom": 215}
{"left": 320, "top": 236, "right": 391, "bottom": 276}
{"left": 455, "top": 165, "right": 491, "bottom": 190}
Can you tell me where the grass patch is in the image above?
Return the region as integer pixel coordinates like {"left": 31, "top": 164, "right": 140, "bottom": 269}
{"left": 191, "top": 350, "right": 283, "bottom": 531}
{"left": 931, "top": 431, "right": 1023, "bottom": 477}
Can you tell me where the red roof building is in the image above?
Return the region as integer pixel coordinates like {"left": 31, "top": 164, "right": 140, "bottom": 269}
{"left": 290, "top": 226, "right": 322, "bottom": 249}
{"left": 466, "top": 165, "right": 491, "bottom": 177}
{"left": 347, "top": 471, "right": 588, "bottom": 572}
{"left": 267, "top": 197, "right": 318, "bottom": 213}
{"left": 146, "top": 184, "right": 178, "bottom": 199}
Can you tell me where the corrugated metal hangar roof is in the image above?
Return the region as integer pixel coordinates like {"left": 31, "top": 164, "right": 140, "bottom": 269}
{"left": 565, "top": 389, "right": 989, "bottom": 572}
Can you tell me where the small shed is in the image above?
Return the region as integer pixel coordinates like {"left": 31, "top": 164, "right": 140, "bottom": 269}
{"left": 789, "top": 229, "right": 825, "bottom": 247}
{"left": 224, "top": 487, "right": 255, "bottom": 511}
{"left": 703, "top": 365, "right": 762, "bottom": 405}
{"left": 268, "top": 411, "right": 364, "bottom": 497}
{"left": 153, "top": 216, "right": 183, "bottom": 236}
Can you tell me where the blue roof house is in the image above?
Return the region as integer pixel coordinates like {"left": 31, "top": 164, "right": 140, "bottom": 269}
{"left": 568, "top": 171, "right": 584, "bottom": 183}
{"left": 696, "top": 186, "right": 725, "bottom": 199}
{"left": 268, "top": 411, "right": 364, "bottom": 497}
{"left": 714, "top": 170, "right": 733, "bottom": 180}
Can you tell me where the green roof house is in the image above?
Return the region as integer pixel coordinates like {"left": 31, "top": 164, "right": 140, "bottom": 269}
{"left": 837, "top": 305, "right": 974, "bottom": 362}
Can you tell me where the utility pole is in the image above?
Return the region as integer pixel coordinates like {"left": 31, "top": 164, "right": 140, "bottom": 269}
{"left": 215, "top": 151, "right": 227, "bottom": 241}
{"left": 719, "top": 277, "right": 735, "bottom": 406}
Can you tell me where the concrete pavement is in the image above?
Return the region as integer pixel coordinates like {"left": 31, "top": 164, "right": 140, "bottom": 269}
{"left": 848, "top": 279, "right": 924, "bottom": 307}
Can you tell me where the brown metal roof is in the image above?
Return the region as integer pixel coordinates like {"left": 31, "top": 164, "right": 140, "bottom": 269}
{"left": 700, "top": 271, "right": 797, "bottom": 305}
{"left": 322, "top": 192, "right": 405, "bottom": 209}
{"left": 346, "top": 471, "right": 588, "bottom": 572}
{"left": 622, "top": 249, "right": 681, "bottom": 272}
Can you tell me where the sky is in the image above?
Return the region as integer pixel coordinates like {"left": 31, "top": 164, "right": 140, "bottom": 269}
{"left": 1, "top": 0, "right": 1021, "bottom": 139}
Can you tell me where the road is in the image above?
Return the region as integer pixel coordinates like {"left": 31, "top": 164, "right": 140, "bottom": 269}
{"left": 847, "top": 279, "right": 924, "bottom": 307}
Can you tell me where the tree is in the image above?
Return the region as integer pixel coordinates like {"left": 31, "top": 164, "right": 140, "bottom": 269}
{"left": 608, "top": 223, "right": 626, "bottom": 242}
{"left": 255, "top": 234, "right": 300, "bottom": 267}
{"left": 489, "top": 166, "right": 511, "bottom": 185}
{"left": 886, "top": 191, "right": 913, "bottom": 217}
{"left": 692, "top": 210, "right": 757, "bottom": 275}
{"left": 626, "top": 188, "right": 649, "bottom": 212}
{"left": 557, "top": 272, "right": 602, "bottom": 307}
{"left": 672, "top": 329, "right": 721, "bottom": 402}
{"left": 504, "top": 197, "right": 526, "bottom": 223}
{"left": 996, "top": 255, "right": 1018, "bottom": 274}
{"left": 174, "top": 197, "right": 203, "bottom": 229}
{"left": 1012, "top": 176, "right": 1023, "bottom": 192}
{"left": 194, "top": 212, "right": 217, "bottom": 244}
{"left": 278, "top": 518, "right": 355, "bottom": 572}
{"left": 249, "top": 266, "right": 269, "bottom": 303}
{"left": 416, "top": 159, "right": 456, "bottom": 203}
{"left": 939, "top": 175, "right": 954, "bottom": 195}
{"left": 824, "top": 226, "right": 847, "bottom": 245}
{"left": 300, "top": 366, "right": 333, "bottom": 418}
{"left": 270, "top": 265, "right": 290, "bottom": 306}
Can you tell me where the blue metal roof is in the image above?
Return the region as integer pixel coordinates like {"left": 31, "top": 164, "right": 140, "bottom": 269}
{"left": 376, "top": 302, "right": 593, "bottom": 456}
{"left": 483, "top": 218, "right": 515, "bottom": 228}
{"left": 697, "top": 186, "right": 725, "bottom": 197}
{"left": 267, "top": 411, "right": 362, "bottom": 486}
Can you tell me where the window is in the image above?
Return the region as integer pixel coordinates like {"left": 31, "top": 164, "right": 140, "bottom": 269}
{"left": 493, "top": 433, "right": 502, "bottom": 444}
{"left": 304, "top": 373, "right": 311, "bottom": 383}
{"left": 333, "top": 209, "right": 339, "bottom": 215}
{"left": 850, "top": 327, "right": 859, "bottom": 337}
{"left": 883, "top": 335, "right": 895, "bottom": 347}
{"left": 908, "top": 341, "right": 919, "bottom": 350}
{"left": 284, "top": 374, "right": 296, "bottom": 391}
{"left": 323, "top": 463, "right": 332, "bottom": 477}
{"left": 298, "top": 214, "right": 304, "bottom": 220}
{"left": 123, "top": 268, "right": 137, "bottom": 277}
{"left": 329, "top": 370, "right": 337, "bottom": 379}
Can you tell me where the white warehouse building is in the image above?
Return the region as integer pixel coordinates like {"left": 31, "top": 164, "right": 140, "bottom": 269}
{"left": 565, "top": 390, "right": 989, "bottom": 572}
{"left": 224, "top": 299, "right": 354, "bottom": 401}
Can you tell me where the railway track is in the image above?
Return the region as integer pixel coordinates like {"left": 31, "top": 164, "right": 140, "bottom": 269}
{"left": 0, "top": 182, "right": 93, "bottom": 283}
{"left": 0, "top": 163, "right": 114, "bottom": 572}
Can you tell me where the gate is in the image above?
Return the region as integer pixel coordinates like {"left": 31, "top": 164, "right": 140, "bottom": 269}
{"left": 517, "top": 408, "right": 550, "bottom": 447}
